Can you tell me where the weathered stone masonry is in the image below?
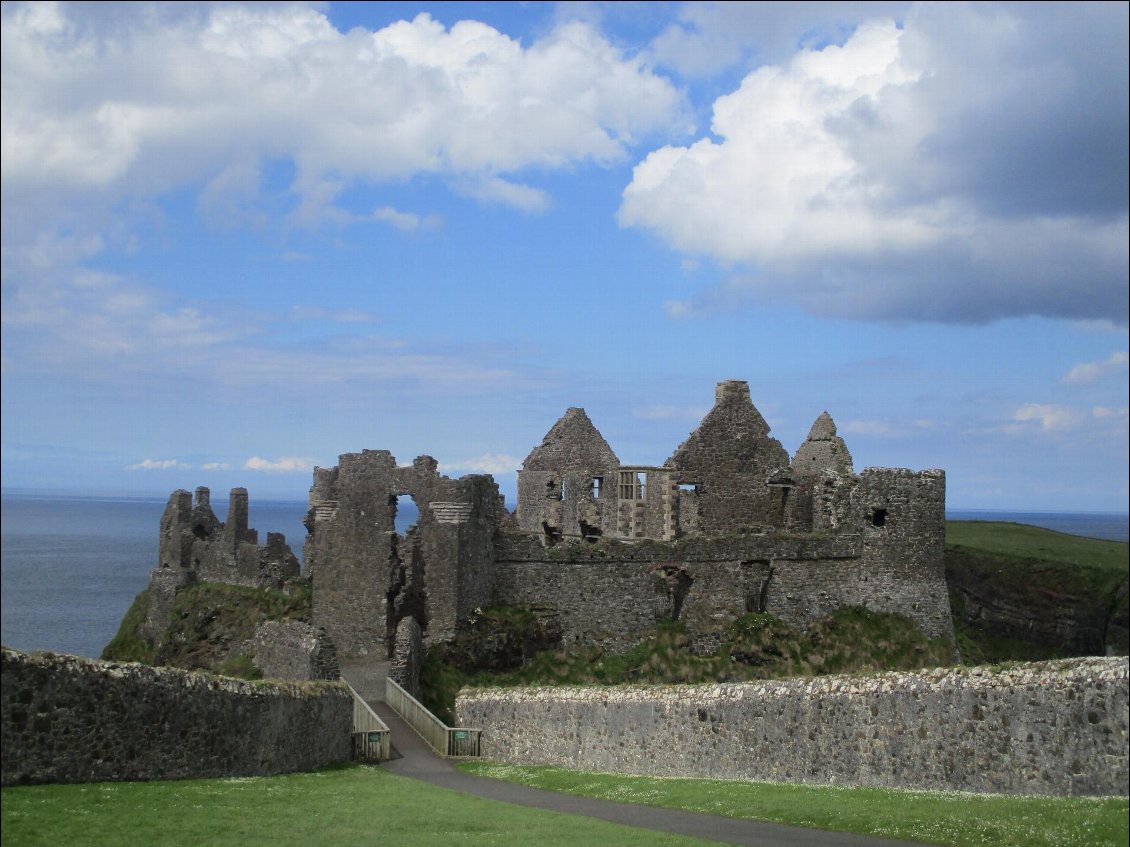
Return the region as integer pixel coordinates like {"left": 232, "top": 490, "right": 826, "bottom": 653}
{"left": 1, "top": 647, "right": 352, "bottom": 786}
{"left": 143, "top": 485, "right": 302, "bottom": 642}
{"left": 304, "top": 380, "right": 954, "bottom": 661}
{"left": 457, "top": 657, "right": 1129, "bottom": 797}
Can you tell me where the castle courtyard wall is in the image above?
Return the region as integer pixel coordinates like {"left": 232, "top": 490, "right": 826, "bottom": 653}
{"left": 1, "top": 648, "right": 351, "bottom": 786}
{"left": 457, "top": 657, "right": 1129, "bottom": 797}
{"left": 492, "top": 529, "right": 953, "bottom": 653}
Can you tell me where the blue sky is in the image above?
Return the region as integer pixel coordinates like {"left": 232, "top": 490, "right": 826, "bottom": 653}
{"left": 2, "top": 1, "right": 1127, "bottom": 512}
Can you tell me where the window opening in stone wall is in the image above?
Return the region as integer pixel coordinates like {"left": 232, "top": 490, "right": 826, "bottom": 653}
{"left": 870, "top": 507, "right": 888, "bottom": 528}
{"left": 618, "top": 470, "right": 647, "bottom": 500}
{"left": 619, "top": 471, "right": 635, "bottom": 500}
{"left": 592, "top": 477, "right": 603, "bottom": 498}
{"left": 677, "top": 482, "right": 699, "bottom": 492}
{"left": 546, "top": 479, "right": 562, "bottom": 501}
{"left": 393, "top": 494, "right": 418, "bottom": 535}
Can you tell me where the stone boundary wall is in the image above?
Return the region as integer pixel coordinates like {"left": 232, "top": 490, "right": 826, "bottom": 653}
{"left": 457, "top": 657, "right": 1128, "bottom": 797}
{"left": 1, "top": 648, "right": 352, "bottom": 786}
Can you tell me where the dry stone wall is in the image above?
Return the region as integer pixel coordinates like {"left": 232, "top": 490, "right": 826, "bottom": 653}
{"left": 1, "top": 648, "right": 351, "bottom": 786}
{"left": 457, "top": 657, "right": 1128, "bottom": 797}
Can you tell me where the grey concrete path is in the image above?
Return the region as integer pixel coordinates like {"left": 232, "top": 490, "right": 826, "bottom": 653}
{"left": 342, "top": 663, "right": 920, "bottom": 847}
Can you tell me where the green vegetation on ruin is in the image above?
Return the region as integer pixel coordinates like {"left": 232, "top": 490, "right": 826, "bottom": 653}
{"left": 3, "top": 764, "right": 1124, "bottom": 847}
{"left": 459, "top": 763, "right": 1130, "bottom": 847}
{"left": 421, "top": 606, "right": 955, "bottom": 723}
{"left": 101, "top": 579, "right": 312, "bottom": 676}
{"left": 0, "top": 766, "right": 710, "bottom": 847}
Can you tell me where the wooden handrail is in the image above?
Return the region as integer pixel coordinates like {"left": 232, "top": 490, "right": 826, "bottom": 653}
{"left": 344, "top": 679, "right": 390, "bottom": 762}
{"left": 385, "top": 677, "right": 481, "bottom": 757}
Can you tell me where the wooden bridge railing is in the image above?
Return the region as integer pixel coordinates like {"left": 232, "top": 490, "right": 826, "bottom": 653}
{"left": 344, "top": 679, "right": 391, "bottom": 762}
{"left": 385, "top": 677, "right": 481, "bottom": 757}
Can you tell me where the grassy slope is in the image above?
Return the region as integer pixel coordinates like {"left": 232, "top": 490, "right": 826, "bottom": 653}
{"left": 422, "top": 608, "right": 956, "bottom": 723}
{"left": 460, "top": 763, "right": 1129, "bottom": 847}
{"left": 945, "top": 521, "right": 1127, "bottom": 573}
{"left": 100, "top": 580, "right": 313, "bottom": 676}
{"left": 945, "top": 521, "right": 1129, "bottom": 663}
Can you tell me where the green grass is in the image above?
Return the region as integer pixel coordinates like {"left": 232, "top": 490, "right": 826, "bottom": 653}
{"left": 945, "top": 521, "right": 1128, "bottom": 573}
{"left": 0, "top": 766, "right": 714, "bottom": 847}
{"left": 945, "top": 520, "right": 1128, "bottom": 662}
{"left": 101, "top": 579, "right": 313, "bottom": 674}
{"left": 422, "top": 609, "right": 955, "bottom": 722}
{"left": 460, "top": 763, "right": 1130, "bottom": 847}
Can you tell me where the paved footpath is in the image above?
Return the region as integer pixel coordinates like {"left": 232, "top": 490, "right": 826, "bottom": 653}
{"left": 342, "top": 663, "right": 921, "bottom": 847}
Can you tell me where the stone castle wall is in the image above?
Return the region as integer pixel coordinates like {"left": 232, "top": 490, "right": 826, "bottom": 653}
{"left": 457, "top": 657, "right": 1129, "bottom": 797}
{"left": 1, "top": 648, "right": 351, "bottom": 786}
{"left": 305, "top": 450, "right": 505, "bottom": 659}
{"left": 492, "top": 527, "right": 953, "bottom": 653}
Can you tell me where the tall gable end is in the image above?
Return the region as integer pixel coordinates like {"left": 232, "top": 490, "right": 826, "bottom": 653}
{"left": 522, "top": 407, "right": 619, "bottom": 471}
{"left": 665, "top": 380, "right": 790, "bottom": 533}
{"left": 794, "top": 411, "right": 854, "bottom": 477}
{"left": 667, "top": 380, "right": 784, "bottom": 472}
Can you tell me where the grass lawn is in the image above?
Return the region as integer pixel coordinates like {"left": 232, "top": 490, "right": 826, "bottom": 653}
{"left": 0, "top": 765, "right": 715, "bottom": 847}
{"left": 945, "top": 521, "right": 1128, "bottom": 573}
{"left": 460, "top": 763, "right": 1129, "bottom": 847}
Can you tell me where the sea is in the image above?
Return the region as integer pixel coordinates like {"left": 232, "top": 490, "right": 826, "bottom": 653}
{"left": 1, "top": 490, "right": 1126, "bottom": 661}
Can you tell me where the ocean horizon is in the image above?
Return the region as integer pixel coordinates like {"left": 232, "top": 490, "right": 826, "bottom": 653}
{"left": 2, "top": 490, "right": 1126, "bottom": 661}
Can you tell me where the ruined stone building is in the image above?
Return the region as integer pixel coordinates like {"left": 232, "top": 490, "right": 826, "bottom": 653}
{"left": 148, "top": 380, "right": 954, "bottom": 663}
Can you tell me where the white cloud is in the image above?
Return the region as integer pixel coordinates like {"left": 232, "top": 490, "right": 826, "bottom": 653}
{"left": 646, "top": 2, "right": 910, "bottom": 78}
{"left": 372, "top": 206, "right": 443, "bottom": 232}
{"left": 623, "top": 4, "right": 1128, "bottom": 324}
{"left": 243, "top": 456, "right": 316, "bottom": 473}
{"left": 1062, "top": 352, "right": 1129, "bottom": 386}
{"left": 126, "top": 458, "right": 191, "bottom": 471}
{"left": 446, "top": 452, "right": 523, "bottom": 475}
{"left": 1008, "top": 404, "right": 1078, "bottom": 433}
{"left": 201, "top": 462, "right": 233, "bottom": 471}
{"left": 454, "top": 176, "right": 553, "bottom": 214}
{"left": 2, "top": 5, "right": 683, "bottom": 216}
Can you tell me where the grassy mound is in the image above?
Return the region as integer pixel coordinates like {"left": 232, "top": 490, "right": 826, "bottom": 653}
{"left": 101, "top": 579, "right": 312, "bottom": 677}
{"left": 422, "top": 606, "right": 954, "bottom": 722}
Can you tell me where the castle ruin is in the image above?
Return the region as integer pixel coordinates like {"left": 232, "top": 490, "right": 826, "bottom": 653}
{"left": 148, "top": 380, "right": 954, "bottom": 660}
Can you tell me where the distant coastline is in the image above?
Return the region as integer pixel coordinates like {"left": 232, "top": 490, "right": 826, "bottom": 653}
{"left": 946, "top": 508, "right": 1128, "bottom": 543}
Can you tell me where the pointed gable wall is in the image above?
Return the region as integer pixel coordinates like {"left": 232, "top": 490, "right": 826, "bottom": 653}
{"left": 794, "top": 412, "right": 854, "bottom": 477}
{"left": 517, "top": 407, "right": 621, "bottom": 536}
{"left": 666, "top": 380, "right": 790, "bottom": 533}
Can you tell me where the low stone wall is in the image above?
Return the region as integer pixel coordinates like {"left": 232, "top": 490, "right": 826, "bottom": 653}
{"left": 251, "top": 620, "right": 340, "bottom": 681}
{"left": 457, "top": 657, "right": 1129, "bottom": 797}
{"left": 1, "top": 647, "right": 352, "bottom": 786}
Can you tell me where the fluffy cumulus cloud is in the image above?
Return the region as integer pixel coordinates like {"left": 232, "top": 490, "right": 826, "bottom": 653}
{"left": 0, "top": 1, "right": 684, "bottom": 398}
{"left": 624, "top": 3, "right": 1129, "bottom": 324}
{"left": 1, "top": 2, "right": 683, "bottom": 216}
